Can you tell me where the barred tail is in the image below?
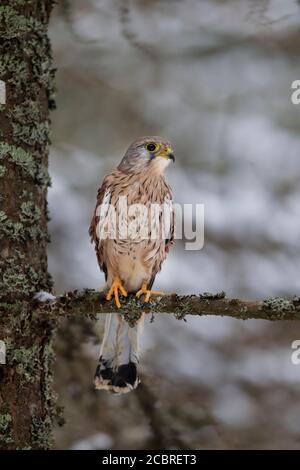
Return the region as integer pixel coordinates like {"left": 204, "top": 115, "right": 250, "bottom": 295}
{"left": 94, "top": 313, "right": 144, "bottom": 394}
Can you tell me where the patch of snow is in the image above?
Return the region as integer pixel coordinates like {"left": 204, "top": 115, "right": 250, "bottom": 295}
{"left": 70, "top": 432, "right": 113, "bottom": 450}
{"left": 34, "top": 291, "right": 56, "bottom": 302}
{"left": 213, "top": 384, "right": 258, "bottom": 427}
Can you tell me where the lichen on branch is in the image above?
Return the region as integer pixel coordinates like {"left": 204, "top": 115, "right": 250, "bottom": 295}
{"left": 31, "top": 289, "right": 300, "bottom": 324}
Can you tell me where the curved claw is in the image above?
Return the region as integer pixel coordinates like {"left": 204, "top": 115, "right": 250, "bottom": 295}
{"left": 136, "top": 283, "right": 164, "bottom": 303}
{"left": 106, "top": 277, "right": 128, "bottom": 309}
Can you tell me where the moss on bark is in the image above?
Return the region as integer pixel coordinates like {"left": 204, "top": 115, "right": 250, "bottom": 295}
{"left": 0, "top": 0, "right": 57, "bottom": 449}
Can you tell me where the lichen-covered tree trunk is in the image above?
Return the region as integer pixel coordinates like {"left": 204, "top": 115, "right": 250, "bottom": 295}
{"left": 0, "top": 0, "right": 57, "bottom": 449}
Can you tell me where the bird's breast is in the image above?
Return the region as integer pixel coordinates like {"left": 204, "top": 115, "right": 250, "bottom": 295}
{"left": 116, "top": 246, "right": 148, "bottom": 292}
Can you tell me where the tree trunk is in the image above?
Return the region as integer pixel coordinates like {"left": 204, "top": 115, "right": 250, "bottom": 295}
{"left": 0, "top": 0, "right": 57, "bottom": 449}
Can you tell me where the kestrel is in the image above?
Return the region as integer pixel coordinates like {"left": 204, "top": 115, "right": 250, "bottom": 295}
{"left": 89, "top": 136, "right": 175, "bottom": 393}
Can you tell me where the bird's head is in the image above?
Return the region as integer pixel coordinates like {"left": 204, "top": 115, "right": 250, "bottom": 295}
{"left": 118, "top": 136, "right": 175, "bottom": 174}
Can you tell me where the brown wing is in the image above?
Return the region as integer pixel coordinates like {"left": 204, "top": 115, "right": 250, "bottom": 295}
{"left": 149, "top": 186, "right": 175, "bottom": 289}
{"left": 165, "top": 196, "right": 175, "bottom": 254}
{"left": 89, "top": 177, "right": 110, "bottom": 280}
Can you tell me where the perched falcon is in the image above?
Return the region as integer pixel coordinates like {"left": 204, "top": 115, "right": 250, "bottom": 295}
{"left": 89, "top": 136, "right": 175, "bottom": 393}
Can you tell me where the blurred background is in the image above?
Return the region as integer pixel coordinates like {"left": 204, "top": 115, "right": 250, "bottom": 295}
{"left": 48, "top": 0, "right": 300, "bottom": 449}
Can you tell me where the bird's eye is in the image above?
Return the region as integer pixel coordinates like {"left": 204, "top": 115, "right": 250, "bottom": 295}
{"left": 146, "top": 143, "right": 158, "bottom": 152}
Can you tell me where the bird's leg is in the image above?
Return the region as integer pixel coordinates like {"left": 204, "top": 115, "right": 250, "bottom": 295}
{"left": 106, "top": 277, "right": 128, "bottom": 309}
{"left": 136, "top": 283, "right": 164, "bottom": 303}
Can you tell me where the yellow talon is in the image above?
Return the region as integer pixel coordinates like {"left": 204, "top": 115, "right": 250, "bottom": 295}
{"left": 106, "top": 277, "right": 128, "bottom": 309}
{"left": 136, "top": 283, "right": 164, "bottom": 303}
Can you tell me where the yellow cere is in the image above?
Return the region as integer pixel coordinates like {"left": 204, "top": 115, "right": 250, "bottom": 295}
{"left": 159, "top": 146, "right": 172, "bottom": 158}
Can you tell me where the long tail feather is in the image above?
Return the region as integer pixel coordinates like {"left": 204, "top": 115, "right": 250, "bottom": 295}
{"left": 94, "top": 313, "right": 144, "bottom": 394}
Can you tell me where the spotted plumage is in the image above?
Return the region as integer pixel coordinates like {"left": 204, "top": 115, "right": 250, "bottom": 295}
{"left": 89, "top": 136, "right": 175, "bottom": 393}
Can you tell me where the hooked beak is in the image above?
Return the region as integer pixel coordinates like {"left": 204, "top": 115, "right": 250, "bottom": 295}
{"left": 159, "top": 146, "right": 175, "bottom": 162}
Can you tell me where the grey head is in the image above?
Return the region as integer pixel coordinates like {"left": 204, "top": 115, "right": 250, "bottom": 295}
{"left": 117, "top": 136, "right": 175, "bottom": 174}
